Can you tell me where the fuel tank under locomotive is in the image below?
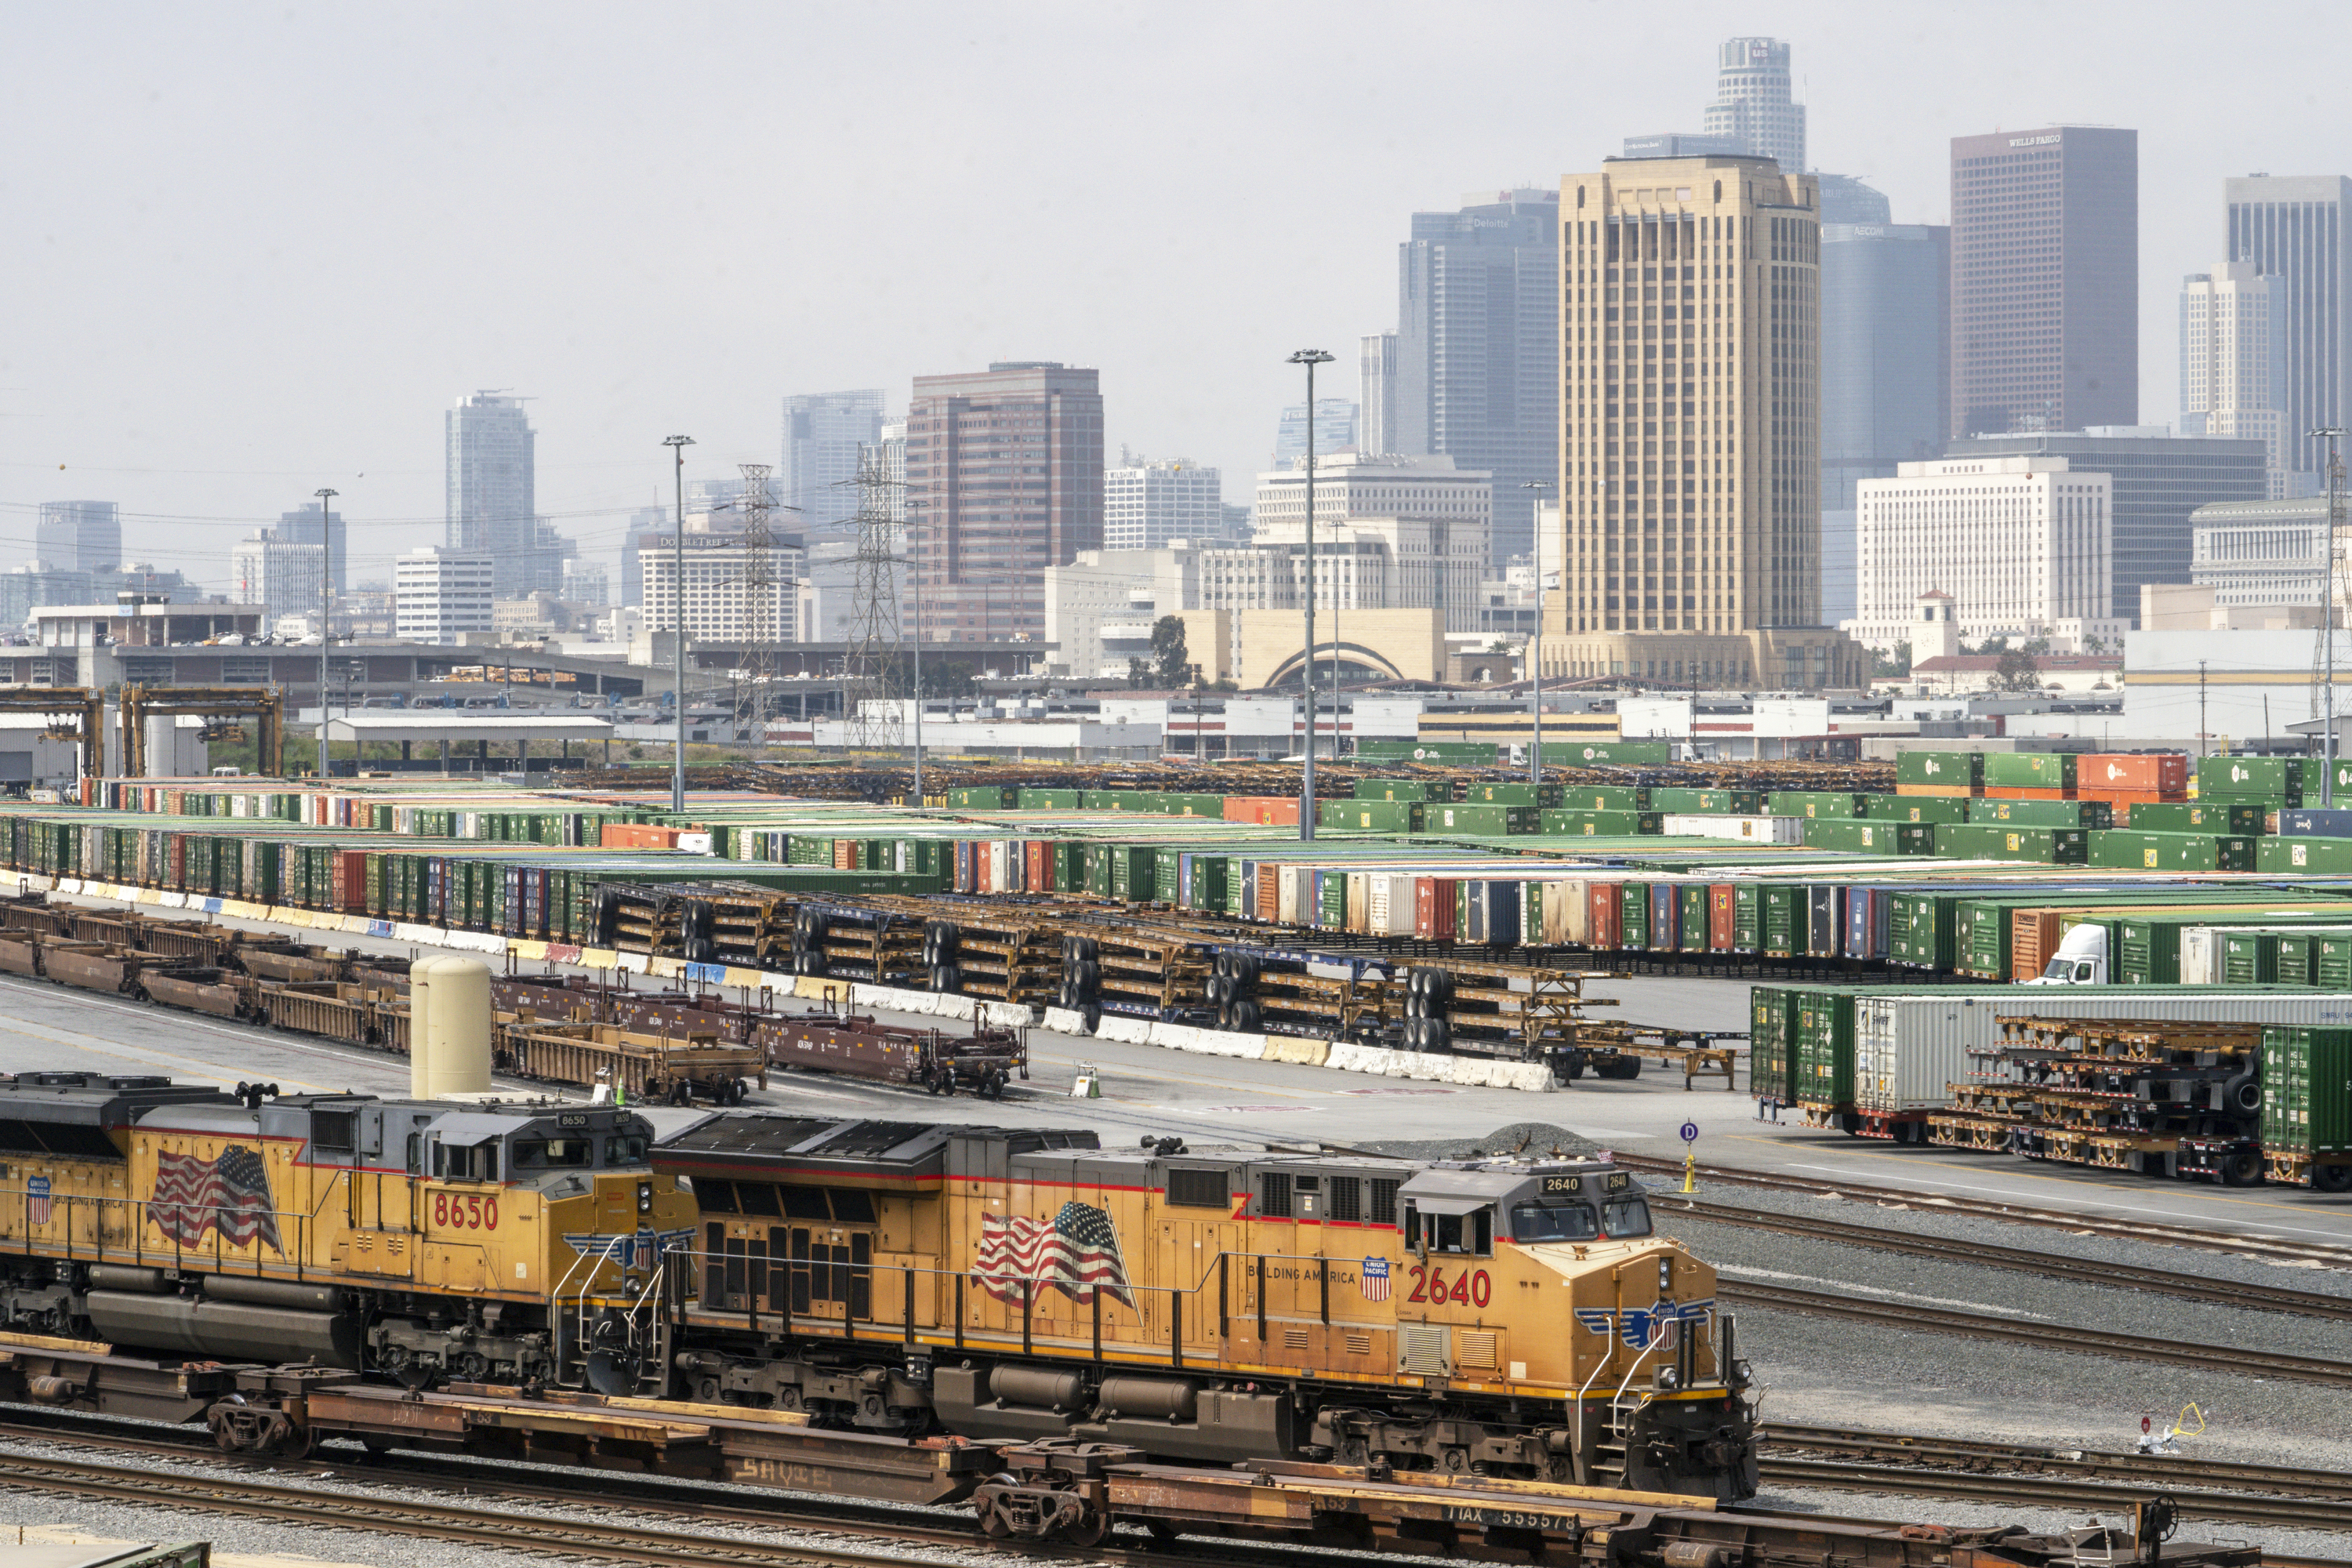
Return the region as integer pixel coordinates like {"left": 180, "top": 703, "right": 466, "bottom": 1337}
{"left": 80, "top": 1265, "right": 361, "bottom": 1369}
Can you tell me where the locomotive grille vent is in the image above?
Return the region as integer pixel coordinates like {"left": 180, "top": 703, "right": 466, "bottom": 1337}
{"left": 1345, "top": 1332, "right": 1372, "bottom": 1356}
{"left": 1457, "top": 1330, "right": 1497, "bottom": 1368}
{"left": 1284, "top": 1328, "right": 1309, "bottom": 1351}
{"left": 1399, "top": 1323, "right": 1450, "bottom": 1377}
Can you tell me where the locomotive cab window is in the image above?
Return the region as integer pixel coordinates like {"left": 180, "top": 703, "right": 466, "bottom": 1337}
{"left": 1405, "top": 1203, "right": 1493, "bottom": 1257}
{"left": 606, "top": 1133, "right": 648, "bottom": 1164}
{"left": 1510, "top": 1200, "right": 1601, "bottom": 1243}
{"left": 512, "top": 1137, "right": 593, "bottom": 1171}
{"left": 432, "top": 1140, "right": 499, "bottom": 1183}
{"left": 1600, "top": 1196, "right": 1653, "bottom": 1238}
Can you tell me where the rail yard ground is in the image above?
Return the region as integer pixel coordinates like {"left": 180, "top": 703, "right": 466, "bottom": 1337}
{"left": 5, "top": 893, "right": 2352, "bottom": 1566}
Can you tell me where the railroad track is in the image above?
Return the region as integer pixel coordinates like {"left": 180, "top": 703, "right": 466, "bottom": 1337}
{"left": 1722, "top": 1279, "right": 2352, "bottom": 1388}
{"left": 1613, "top": 1152, "right": 2352, "bottom": 1269}
{"left": 1766, "top": 1422, "right": 2352, "bottom": 1502}
{"left": 1661, "top": 1195, "right": 2352, "bottom": 1320}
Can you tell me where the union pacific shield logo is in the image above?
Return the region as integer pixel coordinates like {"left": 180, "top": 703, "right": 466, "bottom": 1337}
{"left": 1360, "top": 1257, "right": 1391, "bottom": 1301}
{"left": 26, "top": 1174, "right": 49, "bottom": 1226}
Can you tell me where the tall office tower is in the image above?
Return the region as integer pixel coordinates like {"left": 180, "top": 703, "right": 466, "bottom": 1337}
{"left": 619, "top": 504, "right": 666, "bottom": 609}
{"left": 1272, "top": 400, "right": 1358, "bottom": 462}
{"left": 1396, "top": 188, "right": 1559, "bottom": 571}
{"left": 1950, "top": 127, "right": 2139, "bottom": 439}
{"left": 445, "top": 391, "right": 539, "bottom": 597}
{"left": 2227, "top": 175, "right": 2352, "bottom": 488}
{"left": 1359, "top": 333, "right": 1399, "bottom": 455}
{"left": 1945, "top": 427, "right": 2267, "bottom": 620}
{"left": 1552, "top": 155, "right": 1865, "bottom": 691}
{"left": 2181, "top": 261, "right": 2288, "bottom": 495}
{"left": 1816, "top": 174, "right": 1890, "bottom": 226}
{"left": 271, "top": 502, "right": 347, "bottom": 593}
{"left": 781, "top": 389, "right": 885, "bottom": 530}
{"left": 1104, "top": 456, "right": 1224, "bottom": 550}
{"left": 1821, "top": 214, "right": 1951, "bottom": 622}
{"left": 905, "top": 362, "right": 1103, "bottom": 642}
{"left": 1702, "top": 38, "right": 1805, "bottom": 171}
{"left": 34, "top": 500, "right": 120, "bottom": 573}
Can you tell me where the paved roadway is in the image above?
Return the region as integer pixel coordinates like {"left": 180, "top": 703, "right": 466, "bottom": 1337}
{"left": 9, "top": 894, "right": 2350, "bottom": 1247}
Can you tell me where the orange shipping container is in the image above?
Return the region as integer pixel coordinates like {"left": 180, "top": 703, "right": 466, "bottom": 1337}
{"left": 1025, "top": 840, "right": 1048, "bottom": 891}
{"left": 2011, "top": 909, "right": 2063, "bottom": 982}
{"left": 1709, "top": 884, "right": 1737, "bottom": 950}
{"left": 1991, "top": 786, "right": 2075, "bottom": 801}
{"left": 1225, "top": 796, "right": 1302, "bottom": 826}
{"left": 2080, "top": 753, "right": 2189, "bottom": 794}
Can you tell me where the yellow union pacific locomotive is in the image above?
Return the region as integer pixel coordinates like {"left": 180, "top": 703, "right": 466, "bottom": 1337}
{"left": 0, "top": 1073, "right": 697, "bottom": 1391}
{"left": 659, "top": 1116, "right": 1758, "bottom": 1499}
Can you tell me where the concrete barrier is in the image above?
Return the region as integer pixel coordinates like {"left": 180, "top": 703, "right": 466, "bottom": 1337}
{"left": 1042, "top": 1006, "right": 1089, "bottom": 1035}
{"left": 1262, "top": 1036, "right": 1330, "bottom": 1067}
{"left": 979, "top": 1000, "right": 1037, "bottom": 1029}
{"left": 1094, "top": 1014, "right": 1155, "bottom": 1046}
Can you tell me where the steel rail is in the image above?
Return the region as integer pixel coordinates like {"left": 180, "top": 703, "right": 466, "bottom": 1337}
{"left": 1660, "top": 1195, "right": 2352, "bottom": 1320}
{"left": 1722, "top": 1279, "right": 2352, "bottom": 1388}
{"left": 1613, "top": 1152, "right": 2352, "bottom": 1268}
{"left": 1762, "top": 1457, "right": 2352, "bottom": 1534}
{"left": 1765, "top": 1422, "right": 2352, "bottom": 1503}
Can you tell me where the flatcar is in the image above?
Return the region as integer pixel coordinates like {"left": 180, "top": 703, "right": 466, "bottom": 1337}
{"left": 0, "top": 1072, "right": 697, "bottom": 1392}
{"left": 655, "top": 1113, "right": 1757, "bottom": 1499}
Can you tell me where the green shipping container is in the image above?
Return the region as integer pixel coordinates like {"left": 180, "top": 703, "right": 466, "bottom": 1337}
{"left": 1793, "top": 991, "right": 1857, "bottom": 1107}
{"left": 1538, "top": 810, "right": 1661, "bottom": 836}
{"left": 2126, "top": 801, "right": 2265, "bottom": 835}
{"left": 1801, "top": 818, "right": 1931, "bottom": 855}
{"left": 1323, "top": 799, "right": 1426, "bottom": 832}
{"left": 1761, "top": 885, "right": 1807, "bottom": 957}
{"left": 1897, "top": 750, "right": 1984, "bottom": 788}
{"left": 1864, "top": 793, "right": 1969, "bottom": 824}
{"left": 1969, "top": 797, "right": 2114, "bottom": 829}
{"left": 2118, "top": 919, "right": 2183, "bottom": 985}
{"left": 1355, "top": 779, "right": 1450, "bottom": 801}
{"left": 1751, "top": 987, "right": 1795, "bottom": 1101}
{"left": 1557, "top": 740, "right": 1670, "bottom": 765}
{"left": 1357, "top": 739, "right": 1497, "bottom": 765}
{"left": 1619, "top": 883, "right": 1650, "bottom": 950}
{"left": 1466, "top": 782, "right": 1566, "bottom": 808}
{"left": 2258, "top": 837, "right": 2352, "bottom": 874}
{"left": 2321, "top": 935, "right": 2352, "bottom": 992}
{"left": 1982, "top": 752, "right": 2076, "bottom": 789}
{"left": 1733, "top": 884, "right": 1761, "bottom": 953}
{"left": 1018, "top": 789, "right": 1083, "bottom": 809}
{"left": 1559, "top": 786, "right": 1648, "bottom": 811}
{"left": 1766, "top": 791, "right": 1865, "bottom": 819}
{"left": 1424, "top": 803, "right": 1536, "bottom": 835}
{"left": 1934, "top": 823, "right": 2089, "bottom": 863}
{"left": 2223, "top": 932, "right": 2281, "bottom": 985}
{"left": 2262, "top": 1026, "right": 2352, "bottom": 1153}
{"left": 2089, "top": 830, "right": 2257, "bottom": 873}
{"left": 1647, "top": 786, "right": 1764, "bottom": 815}
{"left": 2200, "top": 756, "right": 2304, "bottom": 797}
{"left": 2276, "top": 931, "right": 2323, "bottom": 987}
{"left": 1888, "top": 892, "right": 1958, "bottom": 969}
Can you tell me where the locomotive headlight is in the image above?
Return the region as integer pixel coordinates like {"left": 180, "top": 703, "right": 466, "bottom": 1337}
{"left": 638, "top": 1181, "right": 654, "bottom": 1215}
{"left": 1658, "top": 1257, "right": 1673, "bottom": 1292}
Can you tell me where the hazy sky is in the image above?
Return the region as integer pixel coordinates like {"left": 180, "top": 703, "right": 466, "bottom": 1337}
{"left": 4, "top": 2, "right": 2342, "bottom": 591}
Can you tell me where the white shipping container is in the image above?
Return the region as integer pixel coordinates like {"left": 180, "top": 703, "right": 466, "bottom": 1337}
{"left": 1661, "top": 815, "right": 1806, "bottom": 844}
{"left": 1276, "top": 865, "right": 1301, "bottom": 924}
{"left": 2180, "top": 927, "right": 2220, "bottom": 985}
{"left": 1853, "top": 989, "right": 2352, "bottom": 1113}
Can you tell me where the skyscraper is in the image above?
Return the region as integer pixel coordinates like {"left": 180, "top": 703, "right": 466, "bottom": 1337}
{"left": 1552, "top": 154, "right": 1864, "bottom": 690}
{"left": 905, "top": 362, "right": 1103, "bottom": 642}
{"left": 34, "top": 500, "right": 120, "bottom": 574}
{"left": 445, "top": 392, "right": 539, "bottom": 598}
{"left": 1701, "top": 37, "right": 1806, "bottom": 171}
{"left": 781, "top": 390, "right": 885, "bottom": 530}
{"left": 2226, "top": 175, "right": 2351, "bottom": 487}
{"left": 1104, "top": 456, "right": 1224, "bottom": 550}
{"left": 1950, "top": 127, "right": 2139, "bottom": 438}
{"left": 1396, "top": 188, "right": 1559, "bottom": 571}
{"left": 2181, "top": 261, "right": 2287, "bottom": 495}
{"left": 1820, "top": 212, "right": 1951, "bottom": 622}
{"left": 271, "top": 502, "right": 347, "bottom": 593}
{"left": 1359, "top": 333, "right": 1399, "bottom": 455}
{"left": 1272, "top": 400, "right": 1358, "bottom": 462}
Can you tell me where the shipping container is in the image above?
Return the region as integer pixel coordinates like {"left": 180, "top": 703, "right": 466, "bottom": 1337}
{"left": 2129, "top": 802, "right": 2267, "bottom": 835}
{"left": 1934, "top": 823, "right": 2089, "bottom": 863}
{"left": 1896, "top": 750, "right": 1984, "bottom": 790}
{"left": 1466, "top": 781, "right": 1567, "bottom": 808}
{"left": 1538, "top": 809, "right": 1662, "bottom": 836}
{"left": 1425, "top": 803, "right": 1537, "bottom": 835}
{"left": 1982, "top": 752, "right": 2077, "bottom": 791}
{"left": 1794, "top": 990, "right": 1857, "bottom": 1107}
{"left": 2087, "top": 829, "right": 2257, "bottom": 872}
{"left": 2079, "top": 753, "right": 2190, "bottom": 795}
{"left": 2281, "top": 808, "right": 2352, "bottom": 837}
{"left": 1356, "top": 779, "right": 1452, "bottom": 802}
{"left": 1751, "top": 986, "right": 1795, "bottom": 1101}
{"left": 1864, "top": 793, "right": 1969, "bottom": 824}
{"left": 1557, "top": 740, "right": 1669, "bottom": 764}
{"left": 1801, "top": 817, "right": 1933, "bottom": 855}
{"left": 1647, "top": 786, "right": 1765, "bottom": 815}
{"left": 1766, "top": 790, "right": 1866, "bottom": 819}
{"left": 2263, "top": 1025, "right": 2352, "bottom": 1154}
{"left": 2199, "top": 756, "right": 2305, "bottom": 800}
{"left": 1966, "top": 797, "right": 2114, "bottom": 829}
{"left": 1657, "top": 814, "right": 1804, "bottom": 844}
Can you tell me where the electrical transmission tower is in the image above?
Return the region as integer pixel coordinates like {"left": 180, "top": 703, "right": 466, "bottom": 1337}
{"left": 735, "top": 463, "right": 778, "bottom": 728}
{"left": 841, "top": 444, "right": 903, "bottom": 752}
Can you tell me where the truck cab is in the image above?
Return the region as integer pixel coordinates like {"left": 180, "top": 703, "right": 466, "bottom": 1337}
{"left": 2024, "top": 923, "right": 2107, "bottom": 985}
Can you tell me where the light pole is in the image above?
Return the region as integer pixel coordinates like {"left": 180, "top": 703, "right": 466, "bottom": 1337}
{"left": 2318, "top": 427, "right": 2347, "bottom": 805}
{"left": 1523, "top": 479, "right": 1554, "bottom": 785}
{"left": 663, "top": 434, "right": 695, "bottom": 813}
{"left": 1288, "top": 349, "right": 1333, "bottom": 840}
{"left": 314, "top": 488, "right": 336, "bottom": 779}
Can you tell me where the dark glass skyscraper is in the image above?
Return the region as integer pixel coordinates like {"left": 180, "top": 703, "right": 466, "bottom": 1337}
{"left": 1950, "top": 127, "right": 2139, "bottom": 439}
{"left": 2227, "top": 175, "right": 2351, "bottom": 485}
{"left": 445, "top": 391, "right": 539, "bottom": 598}
{"left": 1395, "top": 188, "right": 1559, "bottom": 570}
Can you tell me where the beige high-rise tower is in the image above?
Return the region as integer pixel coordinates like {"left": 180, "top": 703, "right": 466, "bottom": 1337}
{"left": 1551, "top": 154, "right": 1864, "bottom": 689}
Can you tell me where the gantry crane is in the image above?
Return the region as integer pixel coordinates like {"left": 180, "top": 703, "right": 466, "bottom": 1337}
{"left": 0, "top": 686, "right": 107, "bottom": 782}
{"left": 119, "top": 685, "right": 284, "bottom": 779}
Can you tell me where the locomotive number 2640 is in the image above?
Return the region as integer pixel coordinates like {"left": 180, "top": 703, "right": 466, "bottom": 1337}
{"left": 1406, "top": 1265, "right": 1492, "bottom": 1307}
{"left": 432, "top": 1192, "right": 499, "bottom": 1230}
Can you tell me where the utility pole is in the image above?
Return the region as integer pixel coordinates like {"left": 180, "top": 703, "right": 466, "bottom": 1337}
{"left": 2198, "top": 659, "right": 2208, "bottom": 757}
{"left": 2317, "top": 428, "right": 2347, "bottom": 805}
{"left": 1289, "top": 349, "right": 1333, "bottom": 840}
{"left": 663, "top": 435, "right": 694, "bottom": 813}
{"left": 314, "top": 488, "right": 336, "bottom": 779}
{"left": 1523, "top": 480, "right": 1554, "bottom": 783}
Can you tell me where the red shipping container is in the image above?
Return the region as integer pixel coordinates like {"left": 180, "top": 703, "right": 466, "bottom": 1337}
{"left": 2081, "top": 753, "right": 2189, "bottom": 793}
{"left": 1709, "top": 884, "right": 1737, "bottom": 950}
{"left": 1257, "top": 869, "right": 1279, "bottom": 922}
{"left": 1415, "top": 877, "right": 1458, "bottom": 940}
{"left": 1585, "top": 880, "right": 1621, "bottom": 950}
{"left": 1025, "top": 840, "right": 1047, "bottom": 891}
{"left": 1222, "top": 796, "right": 1261, "bottom": 823}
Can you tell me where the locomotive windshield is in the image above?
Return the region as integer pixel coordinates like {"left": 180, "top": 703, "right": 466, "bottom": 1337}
{"left": 1600, "top": 1195, "right": 1653, "bottom": 1237}
{"left": 513, "top": 1137, "right": 594, "bottom": 1170}
{"left": 1509, "top": 1200, "right": 1601, "bottom": 1243}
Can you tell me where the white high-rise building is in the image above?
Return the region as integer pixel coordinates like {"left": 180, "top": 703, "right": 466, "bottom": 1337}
{"left": 396, "top": 546, "right": 495, "bottom": 643}
{"left": 230, "top": 531, "right": 324, "bottom": 623}
{"left": 1359, "top": 333, "right": 1399, "bottom": 455}
{"left": 1103, "top": 456, "right": 1223, "bottom": 550}
{"left": 640, "top": 534, "right": 808, "bottom": 644}
{"left": 1215, "top": 452, "right": 1492, "bottom": 633}
{"left": 2181, "top": 260, "right": 2288, "bottom": 497}
{"left": 1701, "top": 37, "right": 1805, "bottom": 171}
{"left": 1849, "top": 456, "right": 2119, "bottom": 652}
